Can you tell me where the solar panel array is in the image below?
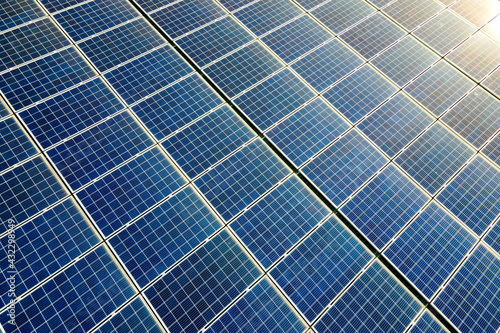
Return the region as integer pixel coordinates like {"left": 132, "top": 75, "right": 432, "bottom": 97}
{"left": 0, "top": 0, "right": 499, "bottom": 332}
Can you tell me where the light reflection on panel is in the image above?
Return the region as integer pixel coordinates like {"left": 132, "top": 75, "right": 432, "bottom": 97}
{"left": 311, "top": 0, "right": 375, "bottom": 34}
{"left": 382, "top": 0, "right": 444, "bottom": 31}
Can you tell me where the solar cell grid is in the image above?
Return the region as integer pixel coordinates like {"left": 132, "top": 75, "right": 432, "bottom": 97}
{"left": 450, "top": 0, "right": 500, "bottom": 27}
{"left": 482, "top": 67, "right": 500, "bottom": 97}
{"left": 39, "top": 0, "right": 87, "bottom": 13}
{"left": 382, "top": 0, "right": 444, "bottom": 31}
{"left": 0, "top": 102, "right": 9, "bottom": 119}
{"left": 134, "top": 0, "right": 179, "bottom": 14}
{"left": 311, "top": 0, "right": 376, "bottom": 34}
{"left": 481, "top": 15, "right": 500, "bottom": 43}
{"left": 0, "top": 117, "right": 38, "bottom": 173}
{"left": 485, "top": 221, "right": 500, "bottom": 255}
{"left": 218, "top": 0, "right": 256, "bottom": 12}
{"left": 408, "top": 311, "right": 449, "bottom": 333}
{"left": 482, "top": 132, "right": 500, "bottom": 167}
{"left": 294, "top": 0, "right": 328, "bottom": 11}
{"left": 0, "top": 0, "right": 45, "bottom": 33}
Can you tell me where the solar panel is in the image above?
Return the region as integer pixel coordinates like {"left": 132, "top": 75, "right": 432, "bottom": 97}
{"left": 482, "top": 132, "right": 500, "bottom": 167}
{"left": 0, "top": 0, "right": 45, "bottom": 33}
{"left": 294, "top": 0, "right": 328, "bottom": 11}
{"left": 0, "top": 101, "right": 9, "bottom": 119}
{"left": 485, "top": 221, "right": 500, "bottom": 255}
{"left": 310, "top": 0, "right": 376, "bottom": 34}
{"left": 408, "top": 311, "right": 449, "bottom": 333}
{"left": 218, "top": 0, "right": 256, "bottom": 12}
{"left": 382, "top": 0, "right": 444, "bottom": 31}
{"left": 133, "top": 0, "right": 178, "bottom": 13}
{"left": 482, "top": 67, "right": 500, "bottom": 96}
{"left": 450, "top": 0, "right": 500, "bottom": 27}
{"left": 39, "top": 0, "right": 87, "bottom": 13}
{"left": 0, "top": 117, "right": 37, "bottom": 172}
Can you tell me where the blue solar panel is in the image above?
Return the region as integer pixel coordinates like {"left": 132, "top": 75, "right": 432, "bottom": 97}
{"left": 132, "top": 74, "right": 223, "bottom": 140}
{"left": 292, "top": 39, "right": 364, "bottom": 92}
{"left": 204, "top": 42, "right": 283, "bottom": 98}
{"left": 396, "top": 122, "right": 475, "bottom": 194}
{"left": 271, "top": 216, "right": 373, "bottom": 322}
{"left": 294, "top": 0, "right": 331, "bottom": 10}
{"left": 485, "top": 222, "right": 500, "bottom": 255}
{"left": 323, "top": 64, "right": 398, "bottom": 123}
{"left": 109, "top": 185, "right": 221, "bottom": 287}
{"left": 47, "top": 111, "right": 153, "bottom": 190}
{"left": 0, "top": 0, "right": 45, "bottom": 33}
{"left": 195, "top": 139, "right": 290, "bottom": 221}
{"left": 385, "top": 202, "right": 476, "bottom": 299}
{"left": 234, "top": 69, "right": 315, "bottom": 130}
{"left": 483, "top": 132, "right": 500, "bottom": 168}
{"left": 39, "top": 0, "right": 87, "bottom": 13}
{"left": 437, "top": 156, "right": 500, "bottom": 236}
{"left": 176, "top": 16, "right": 254, "bottom": 67}
{"left": 217, "top": 0, "right": 255, "bottom": 12}
{"left": 0, "top": 101, "right": 8, "bottom": 119}
{"left": 303, "top": 129, "right": 388, "bottom": 206}
{"left": 144, "top": 230, "right": 261, "bottom": 333}
{"left": 341, "top": 164, "right": 429, "bottom": 250}
{"left": 206, "top": 278, "right": 305, "bottom": 333}
{"left": 266, "top": 98, "right": 351, "bottom": 166}
{"left": 358, "top": 92, "right": 434, "bottom": 157}
{"left": 77, "top": 147, "right": 186, "bottom": 237}
{"left": 105, "top": 45, "right": 193, "bottom": 105}
{"left": 162, "top": 105, "right": 255, "bottom": 179}
{"left": 231, "top": 175, "right": 330, "bottom": 269}
{"left": 0, "top": 198, "right": 99, "bottom": 307}
{"left": 0, "top": 47, "right": 95, "bottom": 111}
{"left": 382, "top": 0, "right": 444, "bottom": 31}
{"left": 314, "top": 260, "right": 422, "bottom": 333}
{"left": 482, "top": 67, "right": 499, "bottom": 96}
{"left": 261, "top": 15, "right": 332, "bottom": 63}
{"left": 0, "top": 245, "right": 135, "bottom": 333}
{"left": 311, "top": 0, "right": 376, "bottom": 34}
{"left": 434, "top": 244, "right": 500, "bottom": 333}
{"left": 0, "top": 117, "right": 37, "bottom": 172}
{"left": 134, "top": 0, "right": 179, "bottom": 13}
{"left": 408, "top": 311, "right": 449, "bottom": 333}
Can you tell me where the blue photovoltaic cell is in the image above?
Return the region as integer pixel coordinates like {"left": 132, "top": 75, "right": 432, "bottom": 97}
{"left": 144, "top": 230, "right": 261, "bottom": 333}
{"left": 0, "top": 245, "right": 135, "bottom": 333}
{"left": 303, "top": 129, "right": 388, "bottom": 206}
{"left": 234, "top": 0, "right": 302, "bottom": 36}
{"left": 77, "top": 147, "right": 186, "bottom": 237}
{"left": 294, "top": 0, "right": 329, "bottom": 10}
{"left": 150, "top": 0, "right": 226, "bottom": 39}
{"left": 0, "top": 157, "right": 67, "bottom": 232}
{"left": 231, "top": 175, "right": 330, "bottom": 269}
{"left": 396, "top": 122, "right": 475, "bottom": 194}
{"left": 0, "top": 102, "right": 8, "bottom": 119}
{"left": 39, "top": 0, "right": 87, "bottom": 13}
{"left": 404, "top": 61, "right": 475, "bottom": 117}
{"left": 0, "top": 198, "right": 99, "bottom": 307}
{"left": 109, "top": 186, "right": 221, "bottom": 288}
{"left": 217, "top": 0, "right": 255, "bottom": 12}
{"left": 54, "top": 0, "right": 139, "bottom": 42}
{"left": 485, "top": 222, "right": 500, "bottom": 255}
{"left": 132, "top": 74, "right": 223, "bottom": 140}
{"left": 261, "top": 15, "right": 332, "bottom": 63}
{"left": 315, "top": 261, "right": 422, "bottom": 333}
{"left": 162, "top": 105, "right": 255, "bottom": 179}
{"left": 195, "top": 139, "right": 289, "bottom": 222}
{"left": 105, "top": 45, "right": 193, "bottom": 105}
{"left": 292, "top": 39, "right": 364, "bottom": 92}
{"left": 177, "top": 16, "right": 254, "bottom": 67}
{"left": 19, "top": 78, "right": 124, "bottom": 149}
{"left": 482, "top": 133, "right": 500, "bottom": 167}
{"left": 0, "top": 47, "right": 95, "bottom": 111}
{"left": 0, "top": 0, "right": 45, "bottom": 33}
{"left": 371, "top": 36, "right": 440, "bottom": 87}
{"left": 409, "top": 311, "right": 449, "bottom": 333}
{"left": 206, "top": 278, "right": 305, "bottom": 333}
{"left": 205, "top": 42, "right": 283, "bottom": 98}
{"left": 434, "top": 244, "right": 500, "bottom": 333}
{"left": 94, "top": 297, "right": 163, "bottom": 333}
{"left": 234, "top": 69, "right": 315, "bottom": 130}
{"left": 382, "top": 0, "right": 444, "bottom": 31}
{"left": 341, "top": 164, "right": 429, "bottom": 250}
{"left": 442, "top": 87, "right": 500, "bottom": 149}
{"left": 80, "top": 19, "right": 165, "bottom": 72}
{"left": 271, "top": 216, "right": 373, "bottom": 322}
{"left": 358, "top": 92, "right": 434, "bottom": 157}
{"left": 266, "top": 98, "right": 351, "bottom": 166}
{"left": 340, "top": 13, "right": 407, "bottom": 60}
{"left": 385, "top": 202, "right": 476, "bottom": 299}
{"left": 134, "top": 0, "right": 178, "bottom": 13}
{"left": 47, "top": 111, "right": 153, "bottom": 190}
{"left": 0, "top": 18, "right": 70, "bottom": 72}
{"left": 323, "top": 64, "right": 398, "bottom": 123}
{"left": 0, "top": 117, "right": 37, "bottom": 172}
{"left": 437, "top": 156, "right": 500, "bottom": 236}
{"left": 311, "top": 0, "right": 376, "bottom": 34}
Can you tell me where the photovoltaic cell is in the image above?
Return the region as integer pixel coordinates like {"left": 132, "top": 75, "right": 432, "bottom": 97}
{"left": 0, "top": 102, "right": 8, "bottom": 119}
{"left": 230, "top": 175, "right": 330, "bottom": 269}
{"left": 47, "top": 111, "right": 153, "bottom": 190}
{"left": 271, "top": 216, "right": 373, "bottom": 322}
{"left": 408, "top": 311, "right": 449, "bottom": 333}
{"left": 109, "top": 186, "right": 221, "bottom": 288}
{"left": 105, "top": 45, "right": 193, "bottom": 105}
{"left": 292, "top": 39, "right": 364, "bottom": 92}
{"left": 0, "top": 47, "right": 95, "bottom": 111}
{"left": 0, "top": 245, "right": 135, "bottom": 333}
{"left": 322, "top": 64, "right": 397, "bottom": 123}
{"left": 341, "top": 164, "right": 429, "bottom": 250}
{"left": 0, "top": 198, "right": 99, "bottom": 307}
{"left": 450, "top": 0, "right": 500, "bottom": 27}
{"left": 234, "top": 69, "right": 315, "bottom": 130}
{"left": 382, "top": 0, "right": 444, "bottom": 31}
{"left": 385, "top": 202, "right": 476, "bottom": 299}
{"left": 358, "top": 92, "right": 434, "bottom": 157}
{"left": 206, "top": 278, "right": 305, "bottom": 333}
{"left": 134, "top": 0, "right": 179, "bottom": 13}
{"left": 217, "top": 0, "right": 255, "bottom": 12}
{"left": 311, "top": 0, "right": 376, "bottom": 34}
{"left": 266, "top": 98, "right": 350, "bottom": 167}
{"left": 368, "top": 0, "right": 395, "bottom": 8}
{"left": 434, "top": 244, "right": 500, "bottom": 333}
{"left": 77, "top": 147, "right": 186, "bottom": 237}
{"left": 132, "top": 74, "right": 223, "bottom": 141}
{"left": 482, "top": 67, "right": 500, "bottom": 97}
{"left": 303, "top": 129, "right": 388, "bottom": 206}
{"left": 195, "top": 139, "right": 290, "bottom": 222}
{"left": 39, "top": 0, "right": 87, "bottom": 13}
{"left": 314, "top": 260, "right": 422, "bottom": 333}
{"left": 144, "top": 230, "right": 261, "bottom": 333}
{"left": 395, "top": 122, "right": 475, "bottom": 194}
{"left": 0, "top": 0, "right": 45, "bottom": 33}
{"left": 485, "top": 222, "right": 500, "bottom": 255}
{"left": 482, "top": 132, "right": 500, "bottom": 167}
{"left": 294, "top": 0, "right": 327, "bottom": 10}
{"left": 162, "top": 105, "right": 255, "bottom": 179}
{"left": 437, "top": 156, "right": 500, "bottom": 236}
{"left": 0, "top": 117, "right": 37, "bottom": 173}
